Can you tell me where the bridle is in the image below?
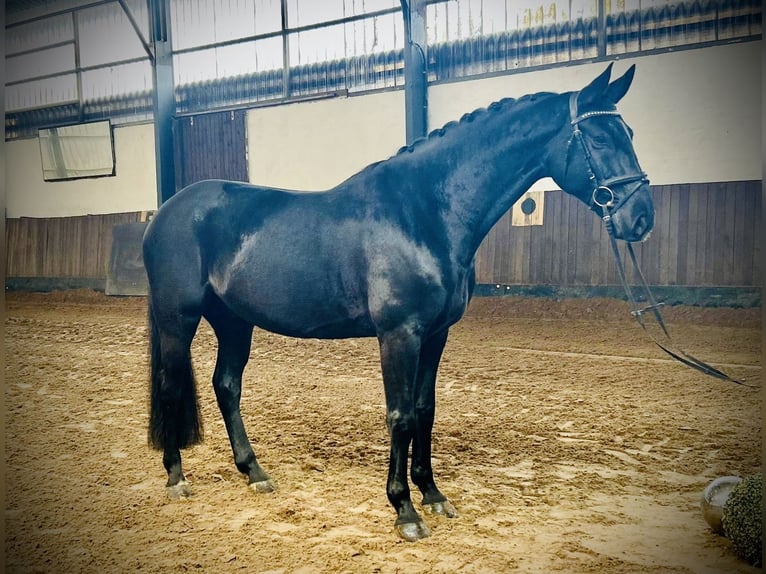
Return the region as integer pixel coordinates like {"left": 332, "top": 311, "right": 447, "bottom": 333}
{"left": 566, "top": 91, "right": 649, "bottom": 216}
{"left": 563, "top": 91, "right": 750, "bottom": 387}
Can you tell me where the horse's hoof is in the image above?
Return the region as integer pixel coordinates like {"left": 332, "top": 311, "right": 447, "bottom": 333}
{"left": 248, "top": 479, "right": 276, "bottom": 493}
{"left": 166, "top": 479, "right": 191, "bottom": 499}
{"left": 396, "top": 519, "right": 431, "bottom": 541}
{"left": 423, "top": 499, "right": 459, "bottom": 518}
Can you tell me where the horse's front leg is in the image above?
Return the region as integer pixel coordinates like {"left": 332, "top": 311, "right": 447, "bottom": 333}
{"left": 412, "top": 329, "right": 458, "bottom": 519}
{"left": 378, "top": 325, "right": 431, "bottom": 541}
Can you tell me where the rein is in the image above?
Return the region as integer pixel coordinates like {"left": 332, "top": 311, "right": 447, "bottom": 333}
{"left": 568, "top": 92, "right": 752, "bottom": 387}
{"left": 600, "top": 202, "right": 751, "bottom": 387}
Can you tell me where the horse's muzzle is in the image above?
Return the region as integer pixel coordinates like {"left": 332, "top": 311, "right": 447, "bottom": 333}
{"left": 609, "top": 183, "right": 655, "bottom": 243}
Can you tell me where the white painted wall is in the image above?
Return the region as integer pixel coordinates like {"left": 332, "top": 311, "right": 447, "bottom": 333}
{"left": 246, "top": 90, "right": 406, "bottom": 191}
{"left": 5, "top": 122, "right": 157, "bottom": 218}
{"left": 4, "top": 41, "right": 760, "bottom": 217}
{"left": 428, "top": 41, "right": 761, "bottom": 191}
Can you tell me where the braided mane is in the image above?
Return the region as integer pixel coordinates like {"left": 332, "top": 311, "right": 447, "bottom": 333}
{"left": 395, "top": 92, "right": 555, "bottom": 156}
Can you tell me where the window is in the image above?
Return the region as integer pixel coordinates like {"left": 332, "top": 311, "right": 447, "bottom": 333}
{"left": 38, "top": 120, "right": 116, "bottom": 181}
{"left": 5, "top": 0, "right": 762, "bottom": 138}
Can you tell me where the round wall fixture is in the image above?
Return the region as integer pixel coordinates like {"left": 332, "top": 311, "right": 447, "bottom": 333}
{"left": 520, "top": 196, "right": 537, "bottom": 215}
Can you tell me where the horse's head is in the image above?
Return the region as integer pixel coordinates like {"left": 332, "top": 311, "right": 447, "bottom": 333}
{"left": 547, "top": 64, "right": 654, "bottom": 242}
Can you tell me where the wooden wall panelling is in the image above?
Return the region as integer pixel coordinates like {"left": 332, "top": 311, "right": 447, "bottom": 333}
{"left": 5, "top": 212, "right": 142, "bottom": 279}
{"left": 6, "top": 182, "right": 760, "bottom": 289}
{"left": 471, "top": 181, "right": 760, "bottom": 288}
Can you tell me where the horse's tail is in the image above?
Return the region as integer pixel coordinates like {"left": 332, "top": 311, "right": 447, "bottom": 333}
{"left": 147, "top": 299, "right": 203, "bottom": 451}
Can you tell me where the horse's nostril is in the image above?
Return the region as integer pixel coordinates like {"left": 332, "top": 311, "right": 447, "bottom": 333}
{"left": 633, "top": 215, "right": 647, "bottom": 239}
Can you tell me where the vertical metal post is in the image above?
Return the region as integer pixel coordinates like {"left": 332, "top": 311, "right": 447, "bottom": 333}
{"left": 401, "top": 0, "right": 428, "bottom": 145}
{"left": 150, "top": 0, "right": 176, "bottom": 205}
{"left": 281, "top": 0, "right": 291, "bottom": 99}
{"left": 73, "top": 12, "right": 84, "bottom": 123}
{"left": 597, "top": 0, "right": 607, "bottom": 57}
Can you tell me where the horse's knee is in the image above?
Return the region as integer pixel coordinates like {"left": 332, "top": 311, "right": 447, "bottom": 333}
{"left": 387, "top": 475, "right": 409, "bottom": 502}
{"left": 414, "top": 403, "right": 435, "bottom": 423}
{"left": 387, "top": 409, "right": 415, "bottom": 437}
{"left": 410, "top": 459, "right": 430, "bottom": 481}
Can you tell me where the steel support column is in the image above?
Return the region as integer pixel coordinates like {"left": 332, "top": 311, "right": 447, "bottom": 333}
{"left": 400, "top": 0, "right": 428, "bottom": 145}
{"left": 150, "top": 0, "right": 176, "bottom": 205}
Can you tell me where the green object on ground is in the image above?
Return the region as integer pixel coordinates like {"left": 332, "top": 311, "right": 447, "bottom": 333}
{"left": 722, "top": 474, "right": 762, "bottom": 567}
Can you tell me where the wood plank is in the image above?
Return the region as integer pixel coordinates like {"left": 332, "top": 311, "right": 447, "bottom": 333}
{"left": 710, "top": 184, "right": 723, "bottom": 285}
{"left": 483, "top": 217, "right": 496, "bottom": 284}
{"left": 753, "top": 187, "right": 762, "bottom": 286}
{"left": 561, "top": 193, "right": 574, "bottom": 285}
{"left": 496, "top": 211, "right": 512, "bottom": 283}
{"left": 732, "top": 182, "right": 755, "bottom": 285}
{"left": 474, "top": 240, "right": 488, "bottom": 283}
{"left": 699, "top": 184, "right": 714, "bottom": 285}
{"left": 42, "top": 217, "right": 57, "bottom": 277}
{"left": 710, "top": 183, "right": 727, "bottom": 284}
{"left": 476, "top": 225, "right": 494, "bottom": 284}
{"left": 575, "top": 200, "right": 591, "bottom": 284}
{"left": 518, "top": 224, "right": 532, "bottom": 284}
{"left": 5, "top": 219, "right": 19, "bottom": 276}
{"left": 723, "top": 182, "right": 738, "bottom": 285}
{"left": 532, "top": 192, "right": 553, "bottom": 285}
{"left": 545, "top": 190, "right": 559, "bottom": 284}
{"left": 675, "top": 184, "right": 690, "bottom": 285}
{"left": 666, "top": 184, "right": 680, "bottom": 285}
{"left": 657, "top": 184, "right": 673, "bottom": 285}
{"left": 565, "top": 193, "right": 578, "bottom": 285}
{"left": 523, "top": 207, "right": 536, "bottom": 284}
{"left": 480, "top": 219, "right": 495, "bottom": 284}
{"left": 29, "top": 218, "right": 42, "bottom": 276}
{"left": 698, "top": 184, "right": 712, "bottom": 284}
{"left": 686, "top": 184, "right": 703, "bottom": 285}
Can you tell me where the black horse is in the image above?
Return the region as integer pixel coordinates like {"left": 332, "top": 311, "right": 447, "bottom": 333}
{"left": 143, "top": 64, "right": 654, "bottom": 541}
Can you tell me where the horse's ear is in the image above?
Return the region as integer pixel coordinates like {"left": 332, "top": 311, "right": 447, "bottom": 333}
{"left": 578, "top": 64, "right": 613, "bottom": 107}
{"left": 605, "top": 64, "right": 636, "bottom": 104}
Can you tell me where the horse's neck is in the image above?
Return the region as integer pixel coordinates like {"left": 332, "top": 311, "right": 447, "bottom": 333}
{"left": 412, "top": 98, "right": 564, "bottom": 265}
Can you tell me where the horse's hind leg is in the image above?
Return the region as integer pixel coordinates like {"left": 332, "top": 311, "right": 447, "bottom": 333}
{"left": 412, "top": 329, "right": 458, "bottom": 518}
{"left": 148, "top": 301, "right": 203, "bottom": 499}
{"left": 204, "top": 297, "right": 274, "bottom": 493}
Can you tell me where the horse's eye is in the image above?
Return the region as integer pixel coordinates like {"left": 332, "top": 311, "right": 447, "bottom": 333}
{"left": 591, "top": 135, "right": 610, "bottom": 148}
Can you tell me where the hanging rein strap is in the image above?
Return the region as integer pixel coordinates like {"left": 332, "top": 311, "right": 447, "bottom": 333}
{"left": 598, "top": 196, "right": 752, "bottom": 387}
{"left": 568, "top": 92, "right": 751, "bottom": 387}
